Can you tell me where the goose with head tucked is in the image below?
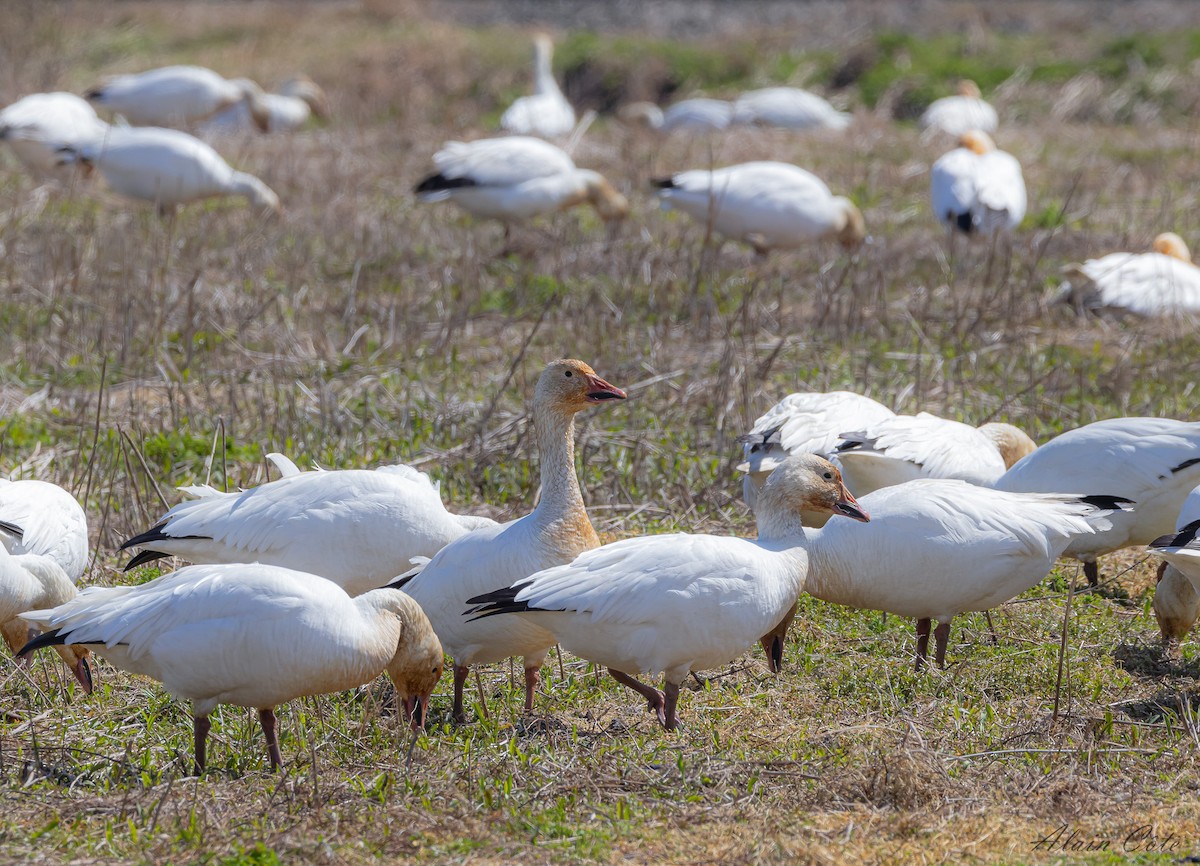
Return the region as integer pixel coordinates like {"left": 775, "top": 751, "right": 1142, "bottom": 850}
{"left": 930, "top": 130, "right": 1025, "bottom": 236}
{"left": 1059, "top": 233, "right": 1200, "bottom": 318}
{"left": 0, "top": 92, "right": 109, "bottom": 181}
{"left": 86, "top": 65, "right": 271, "bottom": 132}
{"left": 920, "top": 80, "right": 998, "bottom": 139}
{"left": 731, "top": 87, "right": 851, "bottom": 131}
{"left": 20, "top": 563, "right": 442, "bottom": 774}
{"left": 203, "top": 75, "right": 330, "bottom": 135}
{"left": 500, "top": 33, "right": 576, "bottom": 138}
{"left": 619, "top": 98, "right": 735, "bottom": 134}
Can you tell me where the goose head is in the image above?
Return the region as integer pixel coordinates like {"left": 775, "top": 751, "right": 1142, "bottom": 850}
{"left": 533, "top": 359, "right": 626, "bottom": 417}
{"left": 618, "top": 102, "right": 665, "bottom": 130}
{"left": 56, "top": 644, "right": 94, "bottom": 694}
{"left": 1152, "top": 232, "right": 1192, "bottom": 263}
{"left": 958, "top": 79, "right": 983, "bottom": 99}
{"left": 978, "top": 422, "right": 1037, "bottom": 469}
{"left": 281, "top": 75, "right": 330, "bottom": 120}
{"left": 958, "top": 129, "right": 995, "bottom": 155}
{"left": 832, "top": 197, "right": 867, "bottom": 249}
{"left": 384, "top": 593, "right": 444, "bottom": 730}
{"left": 232, "top": 79, "right": 272, "bottom": 133}
{"left": 756, "top": 453, "right": 870, "bottom": 539}
{"left": 573, "top": 170, "right": 629, "bottom": 223}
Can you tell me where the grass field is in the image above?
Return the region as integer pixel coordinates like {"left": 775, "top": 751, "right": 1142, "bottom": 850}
{"left": 3, "top": 1, "right": 1200, "bottom": 862}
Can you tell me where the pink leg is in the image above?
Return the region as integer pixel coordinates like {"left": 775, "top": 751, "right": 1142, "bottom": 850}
{"left": 523, "top": 665, "right": 540, "bottom": 713}
{"left": 662, "top": 680, "right": 682, "bottom": 731}
{"left": 934, "top": 621, "right": 951, "bottom": 669}
{"left": 452, "top": 664, "right": 469, "bottom": 724}
{"left": 258, "top": 708, "right": 283, "bottom": 771}
{"left": 608, "top": 669, "right": 666, "bottom": 727}
{"left": 1084, "top": 560, "right": 1099, "bottom": 588}
{"left": 915, "top": 618, "right": 932, "bottom": 670}
{"left": 193, "top": 715, "right": 211, "bottom": 775}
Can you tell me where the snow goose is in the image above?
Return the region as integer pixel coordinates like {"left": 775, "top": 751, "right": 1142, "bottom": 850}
{"left": 737, "top": 390, "right": 895, "bottom": 513}
{"left": 55, "top": 125, "right": 281, "bottom": 216}
{"left": 85, "top": 65, "right": 271, "bottom": 132}
{"left": 0, "top": 92, "right": 108, "bottom": 180}
{"left": 1059, "top": 233, "right": 1200, "bottom": 318}
{"left": 1, "top": 547, "right": 92, "bottom": 692}
{"left": 833, "top": 414, "right": 1037, "bottom": 495}
{"left": 0, "top": 478, "right": 89, "bottom": 582}
{"left": 500, "top": 34, "right": 576, "bottom": 138}
{"left": 762, "top": 480, "right": 1127, "bottom": 668}
{"left": 618, "top": 98, "right": 735, "bottom": 134}
{"left": 653, "top": 161, "right": 866, "bottom": 255}
{"left": 731, "top": 87, "right": 851, "bottom": 131}
{"left": 20, "top": 564, "right": 443, "bottom": 773}
{"left": 930, "top": 130, "right": 1026, "bottom": 236}
{"left": 397, "top": 360, "right": 626, "bottom": 722}
{"left": 1150, "top": 485, "right": 1200, "bottom": 658}
{"left": 466, "top": 454, "right": 869, "bottom": 730}
{"left": 415, "top": 136, "right": 627, "bottom": 229}
{"left": 995, "top": 417, "right": 1200, "bottom": 587}
{"left": 919, "top": 80, "right": 998, "bottom": 138}
{"left": 120, "top": 456, "right": 496, "bottom": 597}
{"left": 203, "top": 76, "right": 330, "bottom": 135}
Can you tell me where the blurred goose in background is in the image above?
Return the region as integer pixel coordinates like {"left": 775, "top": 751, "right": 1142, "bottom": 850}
{"left": 1151, "top": 484, "right": 1200, "bottom": 659}
{"left": 931, "top": 130, "right": 1026, "bottom": 236}
{"left": 653, "top": 161, "right": 865, "bottom": 255}
{"left": 415, "top": 136, "right": 627, "bottom": 232}
{"left": 1059, "top": 233, "right": 1200, "bottom": 317}
{"left": 467, "top": 454, "right": 869, "bottom": 730}
{"left": 55, "top": 125, "right": 281, "bottom": 216}
{"left": 920, "top": 80, "right": 998, "bottom": 138}
{"left": 0, "top": 92, "right": 109, "bottom": 180}
{"left": 203, "top": 75, "right": 329, "bottom": 134}
{"left": 21, "top": 564, "right": 443, "bottom": 773}
{"left": 500, "top": 33, "right": 576, "bottom": 138}
{"left": 731, "top": 87, "right": 851, "bottom": 131}
{"left": 833, "top": 414, "right": 1037, "bottom": 495}
{"left": 121, "top": 456, "right": 495, "bottom": 597}
{"left": 397, "top": 360, "right": 626, "bottom": 723}
{"left": 995, "top": 417, "right": 1200, "bottom": 587}
{"left": 86, "top": 65, "right": 271, "bottom": 132}
{"left": 618, "top": 97, "right": 734, "bottom": 134}
{"left": 738, "top": 390, "right": 895, "bottom": 512}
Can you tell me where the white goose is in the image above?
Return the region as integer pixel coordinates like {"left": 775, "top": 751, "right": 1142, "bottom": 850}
{"left": 85, "top": 65, "right": 271, "bottom": 132}
{"left": 1150, "top": 484, "right": 1200, "bottom": 658}
{"left": 203, "top": 76, "right": 330, "bottom": 135}
{"left": 731, "top": 87, "right": 851, "bottom": 131}
{"left": 0, "top": 92, "right": 109, "bottom": 180}
{"left": 55, "top": 125, "right": 281, "bottom": 216}
{"left": 761, "top": 480, "right": 1126, "bottom": 668}
{"left": 415, "top": 136, "right": 627, "bottom": 228}
{"left": 20, "top": 564, "right": 443, "bottom": 773}
{"left": 653, "top": 161, "right": 865, "bottom": 255}
{"left": 500, "top": 34, "right": 576, "bottom": 138}
{"left": 994, "top": 417, "right": 1200, "bottom": 587}
{"left": 0, "top": 478, "right": 89, "bottom": 582}
{"left": 920, "top": 80, "right": 998, "bottom": 138}
{"left": 121, "top": 456, "right": 495, "bottom": 597}
{"left": 834, "top": 413, "right": 1037, "bottom": 495}
{"left": 1059, "top": 233, "right": 1200, "bottom": 317}
{"left": 618, "top": 98, "right": 735, "bottom": 134}
{"left": 397, "top": 360, "right": 626, "bottom": 722}
{"left": 930, "top": 130, "right": 1026, "bottom": 236}
{"left": 737, "top": 390, "right": 895, "bottom": 511}
{"left": 466, "top": 454, "right": 869, "bottom": 729}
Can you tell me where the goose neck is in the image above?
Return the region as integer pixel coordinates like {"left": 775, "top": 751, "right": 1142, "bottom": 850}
{"left": 532, "top": 402, "right": 587, "bottom": 519}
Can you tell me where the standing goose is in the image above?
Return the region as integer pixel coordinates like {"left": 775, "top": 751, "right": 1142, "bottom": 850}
{"left": 731, "top": 87, "right": 851, "bottom": 131}
{"left": 0, "top": 92, "right": 109, "bottom": 180}
{"left": 619, "top": 98, "right": 735, "bottom": 134}
{"left": 120, "top": 457, "right": 496, "bottom": 598}
{"left": 995, "top": 417, "right": 1200, "bottom": 587}
{"left": 20, "top": 564, "right": 443, "bottom": 774}
{"left": 415, "top": 136, "right": 627, "bottom": 229}
{"left": 398, "top": 360, "right": 626, "bottom": 722}
{"left": 653, "top": 161, "right": 865, "bottom": 255}
{"left": 930, "top": 130, "right": 1026, "bottom": 236}
{"left": 738, "top": 391, "right": 895, "bottom": 511}
{"left": 203, "top": 76, "right": 330, "bottom": 135}
{"left": 85, "top": 66, "right": 271, "bottom": 132}
{"left": 466, "top": 455, "right": 869, "bottom": 730}
{"left": 500, "top": 34, "right": 576, "bottom": 138}
{"left": 920, "top": 80, "right": 998, "bottom": 139}
{"left": 55, "top": 125, "right": 281, "bottom": 216}
{"left": 1151, "top": 485, "right": 1200, "bottom": 659}
{"left": 833, "top": 414, "right": 1037, "bottom": 495}
{"left": 1059, "top": 233, "right": 1200, "bottom": 318}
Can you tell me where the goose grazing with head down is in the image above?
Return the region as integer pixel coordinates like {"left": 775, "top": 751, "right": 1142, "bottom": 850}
{"left": 0, "top": 92, "right": 109, "bottom": 181}
{"left": 54, "top": 125, "right": 281, "bottom": 217}
{"left": 466, "top": 454, "right": 869, "bottom": 730}
{"left": 930, "top": 130, "right": 1025, "bottom": 236}
{"left": 738, "top": 390, "right": 895, "bottom": 512}
{"left": 995, "top": 417, "right": 1200, "bottom": 587}
{"left": 1059, "top": 233, "right": 1200, "bottom": 318}
{"left": 120, "top": 455, "right": 495, "bottom": 598}
{"left": 731, "top": 87, "right": 851, "bottom": 131}
{"left": 500, "top": 33, "right": 576, "bottom": 138}
{"left": 415, "top": 136, "right": 628, "bottom": 232}
{"left": 86, "top": 65, "right": 271, "bottom": 132}
{"left": 653, "top": 162, "right": 865, "bottom": 256}
{"left": 833, "top": 413, "right": 1037, "bottom": 495}
{"left": 21, "top": 564, "right": 443, "bottom": 774}
{"left": 203, "top": 75, "right": 330, "bottom": 135}
{"left": 1151, "top": 485, "right": 1200, "bottom": 659}
{"left": 397, "top": 360, "right": 626, "bottom": 723}
{"left": 920, "top": 80, "right": 998, "bottom": 139}
{"left": 619, "top": 98, "right": 735, "bottom": 134}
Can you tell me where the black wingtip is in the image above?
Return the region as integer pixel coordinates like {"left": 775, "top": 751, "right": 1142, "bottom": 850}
{"left": 18, "top": 628, "right": 68, "bottom": 658}
{"left": 123, "top": 549, "right": 169, "bottom": 572}
{"left": 1171, "top": 457, "right": 1200, "bottom": 475}
{"left": 833, "top": 433, "right": 869, "bottom": 454}
{"left": 463, "top": 585, "right": 560, "bottom": 621}
{"left": 0, "top": 519, "right": 24, "bottom": 540}
{"left": 1078, "top": 495, "right": 1136, "bottom": 512}
{"left": 119, "top": 523, "right": 172, "bottom": 552}
{"left": 414, "top": 173, "right": 476, "bottom": 194}
{"left": 83, "top": 88, "right": 103, "bottom": 100}
{"left": 954, "top": 211, "right": 974, "bottom": 234}
{"left": 650, "top": 177, "right": 677, "bottom": 190}
{"left": 385, "top": 572, "right": 415, "bottom": 591}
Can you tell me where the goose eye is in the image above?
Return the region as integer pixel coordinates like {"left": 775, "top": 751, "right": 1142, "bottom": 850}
{"left": 564, "top": 371, "right": 572, "bottom": 377}
{"left": 823, "top": 472, "right": 833, "bottom": 480}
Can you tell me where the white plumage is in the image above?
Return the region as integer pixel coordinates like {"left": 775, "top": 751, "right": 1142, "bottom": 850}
{"left": 1059, "top": 233, "right": 1200, "bottom": 317}
{"left": 500, "top": 34, "right": 576, "bottom": 138}
{"left": 731, "top": 87, "right": 851, "bottom": 131}
{"left": 654, "top": 161, "right": 865, "bottom": 254}
{"left": 203, "top": 76, "right": 329, "bottom": 135}
{"left": 0, "top": 92, "right": 108, "bottom": 180}
{"left": 994, "top": 417, "right": 1200, "bottom": 586}
{"left": 0, "top": 478, "right": 89, "bottom": 582}
{"left": 21, "top": 563, "right": 443, "bottom": 772}
{"left": 920, "top": 80, "right": 998, "bottom": 138}
{"left": 121, "top": 456, "right": 494, "bottom": 598}
{"left": 930, "top": 130, "right": 1026, "bottom": 236}
{"left": 56, "top": 125, "right": 281, "bottom": 215}
{"left": 86, "top": 65, "right": 271, "bottom": 131}
{"left": 619, "top": 98, "right": 734, "bottom": 134}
